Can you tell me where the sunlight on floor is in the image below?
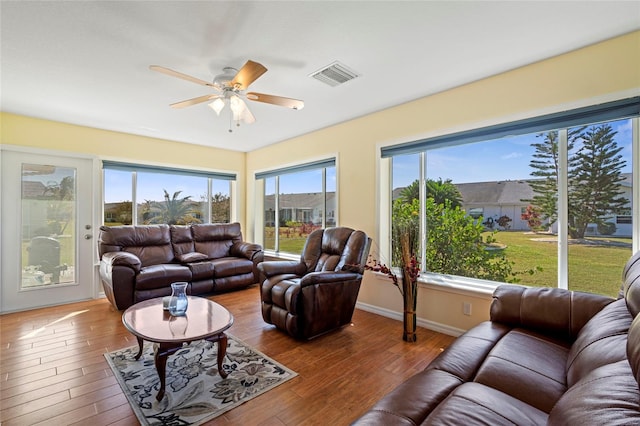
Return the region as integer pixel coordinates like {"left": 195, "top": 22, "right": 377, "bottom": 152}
{"left": 18, "top": 309, "right": 90, "bottom": 340}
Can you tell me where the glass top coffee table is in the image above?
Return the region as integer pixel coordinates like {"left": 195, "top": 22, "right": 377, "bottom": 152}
{"left": 122, "top": 296, "right": 234, "bottom": 401}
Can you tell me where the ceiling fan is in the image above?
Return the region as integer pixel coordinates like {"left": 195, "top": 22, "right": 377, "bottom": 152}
{"left": 149, "top": 60, "right": 304, "bottom": 132}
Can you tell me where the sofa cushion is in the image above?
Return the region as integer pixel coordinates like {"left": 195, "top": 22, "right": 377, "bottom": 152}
{"left": 356, "top": 368, "right": 464, "bottom": 425}
{"left": 135, "top": 264, "right": 192, "bottom": 290}
{"left": 474, "top": 328, "right": 570, "bottom": 412}
{"left": 211, "top": 257, "right": 253, "bottom": 278}
{"left": 427, "top": 382, "right": 548, "bottom": 425}
{"left": 566, "top": 298, "right": 632, "bottom": 387}
{"left": 548, "top": 360, "right": 640, "bottom": 425}
{"left": 427, "top": 322, "right": 510, "bottom": 382}
{"left": 187, "top": 261, "right": 215, "bottom": 280}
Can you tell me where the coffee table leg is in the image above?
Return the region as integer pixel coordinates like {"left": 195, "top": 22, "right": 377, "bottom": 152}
{"left": 134, "top": 336, "right": 144, "bottom": 360}
{"left": 217, "top": 334, "right": 228, "bottom": 378}
{"left": 154, "top": 343, "right": 183, "bottom": 401}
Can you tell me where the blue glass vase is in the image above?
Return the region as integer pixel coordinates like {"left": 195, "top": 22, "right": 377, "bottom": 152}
{"left": 168, "top": 282, "right": 188, "bottom": 316}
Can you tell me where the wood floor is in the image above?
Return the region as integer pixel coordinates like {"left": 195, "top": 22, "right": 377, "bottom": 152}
{"left": 0, "top": 286, "right": 455, "bottom": 425}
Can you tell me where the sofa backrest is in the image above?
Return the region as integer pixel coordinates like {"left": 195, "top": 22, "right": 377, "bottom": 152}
{"left": 564, "top": 251, "right": 640, "bottom": 387}
{"left": 191, "top": 222, "right": 242, "bottom": 259}
{"left": 170, "top": 225, "right": 195, "bottom": 258}
{"left": 98, "top": 225, "right": 173, "bottom": 267}
{"left": 624, "top": 251, "right": 640, "bottom": 384}
{"left": 300, "top": 227, "right": 370, "bottom": 273}
{"left": 623, "top": 250, "right": 640, "bottom": 317}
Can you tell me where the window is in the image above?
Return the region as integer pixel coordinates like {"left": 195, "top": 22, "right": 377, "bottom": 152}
{"left": 103, "top": 162, "right": 235, "bottom": 226}
{"left": 257, "top": 158, "right": 336, "bottom": 255}
{"left": 384, "top": 98, "right": 639, "bottom": 297}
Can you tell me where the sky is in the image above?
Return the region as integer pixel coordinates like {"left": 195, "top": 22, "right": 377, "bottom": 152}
{"left": 102, "top": 118, "right": 633, "bottom": 202}
{"left": 393, "top": 119, "right": 633, "bottom": 188}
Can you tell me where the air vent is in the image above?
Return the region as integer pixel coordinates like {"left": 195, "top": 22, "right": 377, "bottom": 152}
{"left": 309, "top": 61, "right": 360, "bottom": 87}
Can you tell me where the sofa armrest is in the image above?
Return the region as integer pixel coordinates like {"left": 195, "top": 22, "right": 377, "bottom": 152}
{"left": 101, "top": 251, "right": 142, "bottom": 273}
{"left": 490, "top": 284, "right": 614, "bottom": 340}
{"left": 299, "top": 271, "right": 361, "bottom": 287}
{"left": 258, "top": 261, "right": 306, "bottom": 278}
{"left": 230, "top": 241, "right": 263, "bottom": 261}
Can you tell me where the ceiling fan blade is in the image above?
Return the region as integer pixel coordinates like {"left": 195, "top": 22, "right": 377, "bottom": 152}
{"left": 246, "top": 92, "right": 304, "bottom": 110}
{"left": 170, "top": 94, "right": 218, "bottom": 109}
{"left": 231, "top": 60, "right": 267, "bottom": 90}
{"left": 150, "top": 65, "right": 214, "bottom": 87}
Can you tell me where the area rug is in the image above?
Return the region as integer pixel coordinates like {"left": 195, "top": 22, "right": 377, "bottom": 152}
{"left": 104, "top": 335, "right": 297, "bottom": 425}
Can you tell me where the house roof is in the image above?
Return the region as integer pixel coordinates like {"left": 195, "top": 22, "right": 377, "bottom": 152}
{"left": 456, "top": 180, "right": 536, "bottom": 205}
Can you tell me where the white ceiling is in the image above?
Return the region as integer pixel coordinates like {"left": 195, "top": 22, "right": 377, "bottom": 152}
{"left": 2, "top": 1, "right": 639, "bottom": 152}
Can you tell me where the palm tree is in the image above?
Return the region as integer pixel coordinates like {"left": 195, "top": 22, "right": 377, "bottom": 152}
{"left": 148, "top": 190, "right": 199, "bottom": 225}
{"left": 398, "top": 178, "right": 462, "bottom": 208}
{"left": 426, "top": 178, "right": 462, "bottom": 208}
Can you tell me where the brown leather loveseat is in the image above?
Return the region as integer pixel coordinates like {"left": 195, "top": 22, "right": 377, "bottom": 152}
{"left": 98, "top": 222, "right": 263, "bottom": 310}
{"left": 354, "top": 250, "right": 640, "bottom": 425}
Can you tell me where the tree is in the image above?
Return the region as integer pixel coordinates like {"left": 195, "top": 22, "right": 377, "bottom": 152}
{"left": 526, "top": 130, "right": 564, "bottom": 226}
{"left": 527, "top": 124, "right": 627, "bottom": 239}
{"left": 211, "top": 192, "right": 230, "bottom": 223}
{"left": 392, "top": 198, "right": 522, "bottom": 282}
{"left": 567, "top": 124, "right": 627, "bottom": 238}
{"left": 422, "top": 199, "right": 517, "bottom": 282}
{"left": 427, "top": 178, "right": 463, "bottom": 208}
{"left": 398, "top": 178, "right": 462, "bottom": 208}
{"left": 42, "top": 176, "right": 75, "bottom": 235}
{"left": 398, "top": 180, "right": 419, "bottom": 204}
{"left": 148, "top": 190, "right": 201, "bottom": 225}
{"left": 114, "top": 201, "right": 132, "bottom": 225}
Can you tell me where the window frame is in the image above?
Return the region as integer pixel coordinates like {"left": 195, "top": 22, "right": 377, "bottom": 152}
{"left": 102, "top": 161, "right": 236, "bottom": 226}
{"left": 256, "top": 157, "right": 337, "bottom": 258}
{"left": 380, "top": 99, "right": 640, "bottom": 293}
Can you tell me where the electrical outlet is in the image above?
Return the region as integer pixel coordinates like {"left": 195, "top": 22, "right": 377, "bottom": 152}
{"left": 463, "top": 302, "right": 472, "bottom": 316}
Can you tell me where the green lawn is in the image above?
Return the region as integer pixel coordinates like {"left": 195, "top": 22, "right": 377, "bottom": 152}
{"left": 264, "top": 227, "right": 309, "bottom": 254}
{"left": 488, "top": 231, "right": 632, "bottom": 297}
{"left": 270, "top": 228, "right": 631, "bottom": 297}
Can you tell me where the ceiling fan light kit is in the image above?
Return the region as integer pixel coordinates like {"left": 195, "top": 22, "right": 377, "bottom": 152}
{"left": 150, "top": 60, "right": 303, "bottom": 133}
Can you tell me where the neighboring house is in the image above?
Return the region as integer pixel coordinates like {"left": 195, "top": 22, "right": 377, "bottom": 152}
{"left": 264, "top": 192, "right": 336, "bottom": 227}
{"left": 456, "top": 180, "right": 535, "bottom": 231}
{"left": 391, "top": 173, "right": 633, "bottom": 237}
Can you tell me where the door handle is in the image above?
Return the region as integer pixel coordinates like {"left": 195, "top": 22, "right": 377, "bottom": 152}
{"left": 84, "top": 234, "right": 92, "bottom": 240}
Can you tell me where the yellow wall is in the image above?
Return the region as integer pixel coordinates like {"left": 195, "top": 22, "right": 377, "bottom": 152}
{"left": 2, "top": 31, "right": 639, "bottom": 333}
{"left": 246, "top": 31, "right": 640, "bottom": 332}
{"left": 0, "top": 113, "right": 248, "bottom": 229}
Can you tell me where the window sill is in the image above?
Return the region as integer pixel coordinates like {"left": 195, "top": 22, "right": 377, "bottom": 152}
{"left": 262, "top": 250, "right": 300, "bottom": 261}
{"left": 366, "top": 270, "right": 498, "bottom": 298}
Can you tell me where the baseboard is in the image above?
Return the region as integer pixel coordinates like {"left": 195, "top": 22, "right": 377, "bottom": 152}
{"left": 355, "top": 301, "right": 465, "bottom": 337}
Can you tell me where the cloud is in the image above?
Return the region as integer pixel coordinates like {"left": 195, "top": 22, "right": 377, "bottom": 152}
{"left": 501, "top": 152, "right": 522, "bottom": 160}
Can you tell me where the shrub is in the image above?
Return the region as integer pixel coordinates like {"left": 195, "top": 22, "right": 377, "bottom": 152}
{"left": 597, "top": 222, "right": 617, "bottom": 236}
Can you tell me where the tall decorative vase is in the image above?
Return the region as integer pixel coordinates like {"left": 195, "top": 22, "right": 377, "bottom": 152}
{"left": 168, "top": 282, "right": 189, "bottom": 316}
{"left": 402, "top": 268, "right": 418, "bottom": 342}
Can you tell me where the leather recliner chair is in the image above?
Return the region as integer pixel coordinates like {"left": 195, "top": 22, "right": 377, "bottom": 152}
{"left": 258, "top": 227, "right": 371, "bottom": 340}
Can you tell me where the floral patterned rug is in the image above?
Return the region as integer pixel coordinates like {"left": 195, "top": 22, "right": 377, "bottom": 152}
{"left": 104, "top": 335, "right": 297, "bottom": 425}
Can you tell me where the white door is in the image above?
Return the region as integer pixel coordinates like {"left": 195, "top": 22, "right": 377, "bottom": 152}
{"left": 1, "top": 149, "right": 95, "bottom": 312}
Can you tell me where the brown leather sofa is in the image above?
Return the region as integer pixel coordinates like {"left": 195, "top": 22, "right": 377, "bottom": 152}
{"left": 98, "top": 222, "right": 263, "bottom": 310}
{"left": 258, "top": 227, "right": 371, "bottom": 340}
{"left": 353, "top": 250, "right": 640, "bottom": 425}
